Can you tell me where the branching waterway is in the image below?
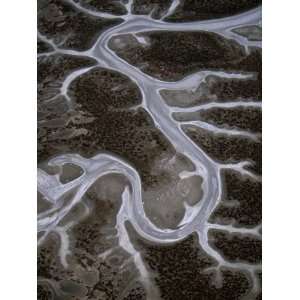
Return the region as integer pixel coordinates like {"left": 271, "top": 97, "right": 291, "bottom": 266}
{"left": 38, "top": 1, "right": 262, "bottom": 297}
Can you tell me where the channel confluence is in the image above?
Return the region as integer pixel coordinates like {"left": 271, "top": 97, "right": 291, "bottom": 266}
{"left": 38, "top": 2, "right": 262, "bottom": 296}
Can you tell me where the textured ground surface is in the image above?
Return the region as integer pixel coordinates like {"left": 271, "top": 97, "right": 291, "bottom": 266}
{"left": 37, "top": 1, "right": 262, "bottom": 299}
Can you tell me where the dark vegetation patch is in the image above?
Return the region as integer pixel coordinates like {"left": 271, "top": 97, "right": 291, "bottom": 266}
{"left": 174, "top": 107, "right": 261, "bottom": 134}
{"left": 166, "top": 0, "right": 261, "bottom": 22}
{"left": 127, "top": 227, "right": 251, "bottom": 300}
{"left": 37, "top": 282, "right": 53, "bottom": 300}
{"left": 38, "top": 38, "right": 54, "bottom": 53}
{"left": 182, "top": 125, "right": 261, "bottom": 175}
{"left": 209, "top": 170, "right": 261, "bottom": 227}
{"left": 109, "top": 31, "right": 261, "bottom": 83}
{"left": 199, "top": 107, "right": 261, "bottom": 133}
{"left": 208, "top": 229, "right": 261, "bottom": 264}
{"left": 78, "top": 0, "right": 127, "bottom": 15}
{"left": 38, "top": 0, "right": 122, "bottom": 51}
{"left": 38, "top": 66, "right": 176, "bottom": 188}
{"left": 132, "top": 0, "right": 172, "bottom": 19}
{"left": 37, "top": 54, "right": 96, "bottom": 102}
